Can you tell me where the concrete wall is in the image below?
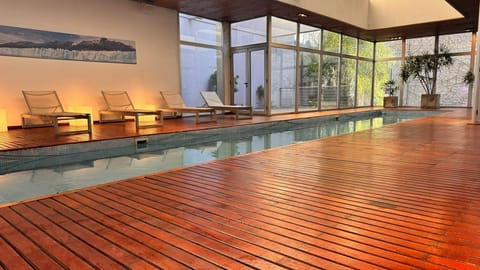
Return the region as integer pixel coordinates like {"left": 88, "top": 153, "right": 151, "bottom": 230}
{"left": 0, "top": 0, "right": 180, "bottom": 126}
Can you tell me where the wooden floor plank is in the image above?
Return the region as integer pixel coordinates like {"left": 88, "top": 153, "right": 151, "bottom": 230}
{"left": 9, "top": 203, "right": 127, "bottom": 269}
{"left": 58, "top": 193, "right": 214, "bottom": 270}
{"left": 99, "top": 183, "right": 361, "bottom": 270}
{"left": 0, "top": 219, "right": 34, "bottom": 270}
{"left": 0, "top": 207, "right": 93, "bottom": 270}
{"left": 130, "top": 174, "right": 450, "bottom": 270}
{"left": 0, "top": 214, "right": 62, "bottom": 269}
{"left": 0, "top": 108, "right": 480, "bottom": 269}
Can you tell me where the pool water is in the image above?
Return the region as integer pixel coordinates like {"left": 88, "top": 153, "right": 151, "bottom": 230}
{"left": 0, "top": 110, "right": 442, "bottom": 205}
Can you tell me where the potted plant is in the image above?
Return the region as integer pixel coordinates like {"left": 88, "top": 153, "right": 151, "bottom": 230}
{"left": 400, "top": 44, "right": 453, "bottom": 109}
{"left": 383, "top": 79, "right": 399, "bottom": 108}
{"left": 256, "top": 85, "right": 264, "bottom": 100}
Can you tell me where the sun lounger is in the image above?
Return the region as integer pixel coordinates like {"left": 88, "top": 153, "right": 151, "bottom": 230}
{"left": 200, "top": 91, "right": 252, "bottom": 120}
{"left": 99, "top": 91, "right": 163, "bottom": 130}
{"left": 160, "top": 91, "right": 216, "bottom": 124}
{"left": 21, "top": 91, "right": 92, "bottom": 135}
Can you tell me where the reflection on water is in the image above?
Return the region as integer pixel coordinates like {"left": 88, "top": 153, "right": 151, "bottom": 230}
{"left": 0, "top": 114, "right": 423, "bottom": 204}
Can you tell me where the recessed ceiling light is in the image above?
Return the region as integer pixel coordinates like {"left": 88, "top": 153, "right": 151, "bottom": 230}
{"left": 297, "top": 12, "right": 308, "bottom": 18}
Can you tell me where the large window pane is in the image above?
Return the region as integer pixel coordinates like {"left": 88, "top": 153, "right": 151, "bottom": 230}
{"left": 231, "top": 17, "right": 267, "bottom": 47}
{"left": 374, "top": 61, "right": 401, "bottom": 106}
{"left": 340, "top": 58, "right": 356, "bottom": 108}
{"left": 321, "top": 55, "right": 339, "bottom": 109}
{"left": 439, "top": 33, "right": 472, "bottom": 53}
{"left": 179, "top": 13, "right": 222, "bottom": 46}
{"left": 299, "top": 24, "right": 321, "bottom": 49}
{"left": 251, "top": 50, "right": 266, "bottom": 111}
{"left": 272, "top": 16, "right": 297, "bottom": 46}
{"left": 357, "top": 60, "right": 373, "bottom": 107}
{"left": 233, "top": 52, "right": 247, "bottom": 106}
{"left": 437, "top": 55, "right": 470, "bottom": 106}
{"left": 323, "top": 30, "right": 340, "bottom": 53}
{"left": 180, "top": 45, "right": 223, "bottom": 107}
{"left": 299, "top": 52, "right": 320, "bottom": 111}
{"left": 403, "top": 37, "right": 435, "bottom": 106}
{"left": 271, "top": 48, "right": 296, "bottom": 113}
{"left": 342, "top": 35, "right": 357, "bottom": 56}
{"left": 376, "top": 40, "right": 402, "bottom": 59}
{"left": 406, "top": 36, "right": 435, "bottom": 55}
{"left": 359, "top": 40, "right": 373, "bottom": 59}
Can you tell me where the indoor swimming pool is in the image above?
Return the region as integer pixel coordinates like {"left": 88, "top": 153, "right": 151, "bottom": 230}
{"left": 0, "top": 110, "right": 443, "bottom": 205}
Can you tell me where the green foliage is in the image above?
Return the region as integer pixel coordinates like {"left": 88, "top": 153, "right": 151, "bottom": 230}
{"left": 400, "top": 44, "right": 453, "bottom": 94}
{"left": 300, "top": 33, "right": 375, "bottom": 107}
{"left": 383, "top": 79, "right": 398, "bottom": 96}
{"left": 464, "top": 70, "right": 474, "bottom": 86}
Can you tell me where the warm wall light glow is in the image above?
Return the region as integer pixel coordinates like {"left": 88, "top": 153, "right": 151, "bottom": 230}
{"left": 67, "top": 106, "right": 93, "bottom": 127}
{"left": 0, "top": 109, "right": 7, "bottom": 132}
{"left": 136, "top": 104, "right": 156, "bottom": 122}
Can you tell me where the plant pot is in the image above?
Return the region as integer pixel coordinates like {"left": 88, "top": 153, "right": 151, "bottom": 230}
{"left": 421, "top": 94, "right": 440, "bottom": 109}
{"left": 383, "top": 96, "right": 398, "bottom": 108}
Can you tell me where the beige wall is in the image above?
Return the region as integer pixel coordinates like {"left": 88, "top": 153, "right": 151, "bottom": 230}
{"left": 0, "top": 0, "right": 180, "bottom": 126}
{"left": 368, "top": 0, "right": 462, "bottom": 29}
{"left": 277, "top": 0, "right": 370, "bottom": 28}
{"left": 276, "top": 0, "right": 462, "bottom": 29}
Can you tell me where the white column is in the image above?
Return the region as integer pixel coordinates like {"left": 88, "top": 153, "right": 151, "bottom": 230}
{"left": 472, "top": 2, "right": 480, "bottom": 123}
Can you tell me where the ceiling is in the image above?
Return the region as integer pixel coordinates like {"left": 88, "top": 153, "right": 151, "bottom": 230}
{"left": 143, "top": 0, "right": 479, "bottom": 42}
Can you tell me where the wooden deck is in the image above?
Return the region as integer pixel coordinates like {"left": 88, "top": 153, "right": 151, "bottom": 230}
{"left": 1, "top": 108, "right": 480, "bottom": 269}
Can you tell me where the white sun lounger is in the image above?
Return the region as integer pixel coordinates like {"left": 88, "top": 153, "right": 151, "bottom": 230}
{"left": 200, "top": 91, "right": 252, "bottom": 120}
{"left": 160, "top": 91, "right": 216, "bottom": 124}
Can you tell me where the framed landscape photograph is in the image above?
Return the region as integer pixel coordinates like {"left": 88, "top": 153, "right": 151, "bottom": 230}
{"left": 0, "top": 25, "right": 136, "bottom": 64}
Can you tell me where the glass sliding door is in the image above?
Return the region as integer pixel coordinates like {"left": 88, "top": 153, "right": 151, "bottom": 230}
{"left": 232, "top": 48, "right": 266, "bottom": 112}
{"left": 233, "top": 52, "right": 247, "bottom": 106}
{"left": 250, "top": 49, "right": 266, "bottom": 112}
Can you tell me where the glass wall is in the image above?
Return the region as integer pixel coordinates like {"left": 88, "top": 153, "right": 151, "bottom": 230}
{"left": 299, "top": 52, "right": 320, "bottom": 111}
{"left": 374, "top": 40, "right": 402, "bottom": 106}
{"left": 374, "top": 60, "right": 401, "bottom": 106}
{"left": 437, "top": 55, "right": 470, "bottom": 106}
{"left": 271, "top": 48, "right": 296, "bottom": 113}
{"left": 323, "top": 30, "right": 340, "bottom": 53}
{"left": 299, "top": 24, "right": 321, "bottom": 50}
{"left": 179, "top": 13, "right": 222, "bottom": 46}
{"left": 342, "top": 36, "right": 357, "bottom": 56}
{"left": 359, "top": 40, "right": 374, "bottom": 58}
{"left": 436, "top": 33, "right": 472, "bottom": 107}
{"left": 231, "top": 17, "right": 267, "bottom": 47}
{"left": 357, "top": 60, "right": 373, "bottom": 107}
{"left": 180, "top": 13, "right": 474, "bottom": 114}
{"left": 269, "top": 16, "right": 375, "bottom": 113}
{"left": 179, "top": 14, "right": 223, "bottom": 106}
{"left": 321, "top": 55, "right": 339, "bottom": 110}
{"left": 340, "top": 58, "right": 356, "bottom": 108}
{"left": 271, "top": 17, "right": 297, "bottom": 46}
